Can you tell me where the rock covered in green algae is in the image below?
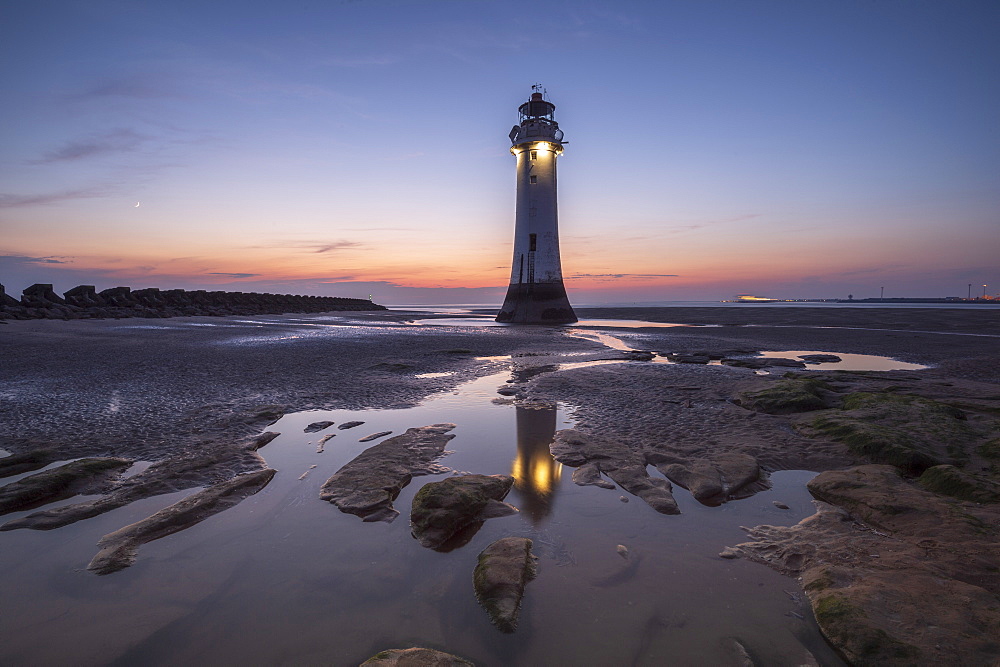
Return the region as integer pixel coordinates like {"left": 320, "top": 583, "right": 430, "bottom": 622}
{"left": 361, "top": 647, "right": 474, "bottom": 666}
{"left": 0, "top": 457, "right": 132, "bottom": 515}
{"left": 918, "top": 464, "right": 1000, "bottom": 503}
{"left": 736, "top": 377, "right": 830, "bottom": 414}
{"left": 806, "top": 391, "right": 983, "bottom": 474}
{"left": 473, "top": 537, "right": 536, "bottom": 633}
{"left": 737, "top": 465, "right": 1000, "bottom": 665}
{"left": 320, "top": 424, "right": 456, "bottom": 522}
{"left": 88, "top": 468, "right": 275, "bottom": 574}
{"left": 410, "top": 474, "right": 517, "bottom": 549}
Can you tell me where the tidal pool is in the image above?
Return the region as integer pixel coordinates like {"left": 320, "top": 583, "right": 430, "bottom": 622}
{"left": 0, "top": 357, "right": 846, "bottom": 666}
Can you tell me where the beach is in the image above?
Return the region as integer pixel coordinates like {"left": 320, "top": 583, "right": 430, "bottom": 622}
{"left": 1, "top": 306, "right": 998, "bottom": 665}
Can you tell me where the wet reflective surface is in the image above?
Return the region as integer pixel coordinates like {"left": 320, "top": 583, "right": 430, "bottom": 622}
{"left": 0, "top": 358, "right": 846, "bottom": 666}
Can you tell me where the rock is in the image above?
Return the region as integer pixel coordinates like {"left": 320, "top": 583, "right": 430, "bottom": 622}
{"left": 361, "top": 647, "right": 474, "bottom": 666}
{"left": 722, "top": 357, "right": 805, "bottom": 369}
{"left": 619, "top": 495, "right": 629, "bottom": 503}
{"left": 338, "top": 420, "right": 365, "bottom": 430}
{"left": 359, "top": 431, "right": 393, "bottom": 442}
{"left": 719, "top": 547, "right": 740, "bottom": 559}
{"left": 570, "top": 463, "right": 616, "bottom": 489}
{"left": 0, "top": 458, "right": 132, "bottom": 515}
{"left": 739, "top": 468, "right": 1000, "bottom": 665}
{"left": 773, "top": 500, "right": 790, "bottom": 510}
{"left": 918, "top": 464, "right": 1000, "bottom": 503}
{"left": 660, "top": 460, "right": 724, "bottom": 501}
{"left": 496, "top": 386, "right": 519, "bottom": 396}
{"left": 799, "top": 354, "right": 842, "bottom": 363}
{"left": 0, "top": 449, "right": 59, "bottom": 478}
{"left": 624, "top": 350, "right": 655, "bottom": 361}
{"left": 319, "top": 424, "right": 456, "bottom": 522}
{"left": 473, "top": 537, "right": 536, "bottom": 632}
{"left": 805, "top": 392, "right": 973, "bottom": 475}
{"left": 616, "top": 544, "right": 629, "bottom": 559}
{"left": 656, "top": 453, "right": 761, "bottom": 505}
{"left": 304, "top": 420, "right": 335, "bottom": 433}
{"left": 88, "top": 469, "right": 275, "bottom": 574}
{"left": 736, "top": 377, "right": 831, "bottom": 414}
{"left": 410, "top": 475, "right": 517, "bottom": 550}
{"left": 666, "top": 353, "right": 711, "bottom": 364}
{"left": 551, "top": 429, "right": 678, "bottom": 514}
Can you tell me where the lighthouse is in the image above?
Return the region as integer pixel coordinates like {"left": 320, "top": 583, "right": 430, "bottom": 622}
{"left": 496, "top": 88, "right": 577, "bottom": 324}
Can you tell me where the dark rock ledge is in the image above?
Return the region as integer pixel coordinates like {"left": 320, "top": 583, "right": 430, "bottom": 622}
{"left": 0, "top": 282, "right": 385, "bottom": 320}
{"left": 319, "top": 424, "right": 456, "bottom": 522}
{"left": 88, "top": 468, "right": 276, "bottom": 574}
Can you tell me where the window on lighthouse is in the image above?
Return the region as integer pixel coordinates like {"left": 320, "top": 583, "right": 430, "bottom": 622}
{"left": 530, "top": 150, "right": 538, "bottom": 160}
{"left": 529, "top": 234, "right": 537, "bottom": 251}
{"left": 530, "top": 175, "right": 537, "bottom": 184}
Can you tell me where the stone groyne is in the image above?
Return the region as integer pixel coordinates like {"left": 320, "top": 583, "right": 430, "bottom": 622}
{"left": 0, "top": 283, "right": 386, "bottom": 320}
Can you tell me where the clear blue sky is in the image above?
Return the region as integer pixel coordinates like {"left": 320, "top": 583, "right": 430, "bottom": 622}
{"left": 2, "top": 0, "right": 998, "bottom": 303}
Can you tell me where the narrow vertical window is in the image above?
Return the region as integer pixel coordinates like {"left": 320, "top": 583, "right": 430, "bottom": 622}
{"left": 530, "top": 175, "right": 537, "bottom": 184}
{"left": 529, "top": 234, "right": 537, "bottom": 251}
{"left": 530, "top": 150, "right": 538, "bottom": 160}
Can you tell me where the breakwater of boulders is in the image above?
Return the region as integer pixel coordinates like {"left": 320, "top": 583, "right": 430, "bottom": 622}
{"left": 0, "top": 283, "right": 386, "bottom": 320}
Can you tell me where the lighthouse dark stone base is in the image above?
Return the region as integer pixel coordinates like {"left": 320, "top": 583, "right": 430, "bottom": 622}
{"left": 496, "top": 88, "right": 577, "bottom": 325}
{"left": 496, "top": 281, "right": 576, "bottom": 324}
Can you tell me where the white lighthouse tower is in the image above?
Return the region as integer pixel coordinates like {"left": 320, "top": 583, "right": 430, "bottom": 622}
{"left": 496, "top": 87, "right": 577, "bottom": 324}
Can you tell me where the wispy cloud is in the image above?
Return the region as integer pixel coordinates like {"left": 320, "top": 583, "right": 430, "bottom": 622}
{"left": 0, "top": 254, "right": 71, "bottom": 264}
{"left": 208, "top": 272, "right": 261, "bottom": 279}
{"left": 32, "top": 129, "right": 145, "bottom": 164}
{"left": 0, "top": 187, "right": 108, "bottom": 208}
{"left": 569, "top": 273, "right": 679, "bottom": 280}
{"left": 250, "top": 239, "right": 363, "bottom": 253}
{"left": 72, "top": 74, "right": 179, "bottom": 101}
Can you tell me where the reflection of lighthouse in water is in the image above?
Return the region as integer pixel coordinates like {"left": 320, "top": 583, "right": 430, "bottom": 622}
{"left": 510, "top": 405, "right": 563, "bottom": 525}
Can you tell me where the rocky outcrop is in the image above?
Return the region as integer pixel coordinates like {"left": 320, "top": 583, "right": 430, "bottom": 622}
{"left": 0, "top": 282, "right": 386, "bottom": 320}
{"left": 733, "top": 466, "right": 1000, "bottom": 665}
{"left": 88, "top": 468, "right": 275, "bottom": 574}
{"left": 320, "top": 424, "right": 456, "bottom": 522}
{"left": 361, "top": 647, "right": 474, "bottom": 666}
{"left": 473, "top": 537, "right": 536, "bottom": 633}
{"left": 410, "top": 475, "right": 517, "bottom": 550}
{"left": 550, "top": 429, "right": 679, "bottom": 514}
{"left": 652, "top": 452, "right": 762, "bottom": 505}
{"left": 0, "top": 458, "right": 132, "bottom": 515}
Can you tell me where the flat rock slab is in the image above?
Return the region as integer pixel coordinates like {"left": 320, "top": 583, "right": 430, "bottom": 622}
{"left": 551, "top": 429, "right": 678, "bottom": 514}
{"left": 303, "top": 420, "right": 334, "bottom": 433}
{"left": 361, "top": 647, "right": 474, "bottom": 666}
{"left": 410, "top": 474, "right": 517, "bottom": 550}
{"left": 88, "top": 468, "right": 275, "bottom": 575}
{"left": 320, "top": 424, "right": 456, "bottom": 522}
{"left": 0, "top": 457, "right": 132, "bottom": 515}
{"left": 359, "top": 431, "right": 393, "bottom": 442}
{"left": 473, "top": 537, "right": 536, "bottom": 633}
{"left": 338, "top": 420, "right": 365, "bottom": 430}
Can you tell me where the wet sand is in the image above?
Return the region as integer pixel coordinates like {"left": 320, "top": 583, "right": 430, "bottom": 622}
{"left": 1, "top": 306, "right": 998, "bottom": 664}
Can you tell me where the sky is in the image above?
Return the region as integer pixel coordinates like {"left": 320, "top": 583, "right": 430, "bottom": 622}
{"left": 1, "top": 0, "right": 998, "bottom": 304}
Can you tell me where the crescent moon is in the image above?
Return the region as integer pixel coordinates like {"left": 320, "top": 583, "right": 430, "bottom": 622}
{"left": 135, "top": 201, "right": 140, "bottom": 207}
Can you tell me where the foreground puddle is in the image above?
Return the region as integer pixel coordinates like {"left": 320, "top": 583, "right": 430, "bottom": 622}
{"left": 0, "top": 358, "right": 845, "bottom": 666}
